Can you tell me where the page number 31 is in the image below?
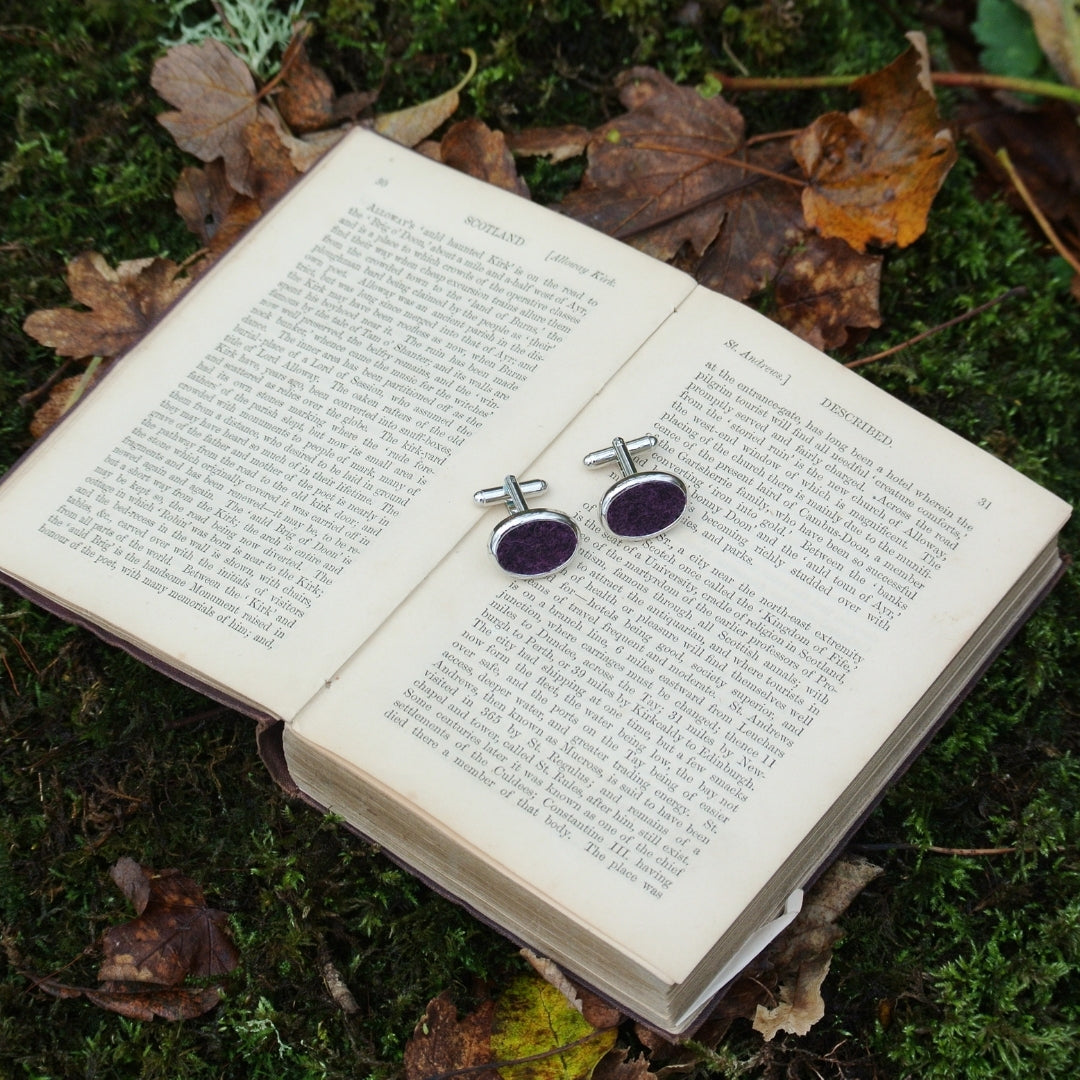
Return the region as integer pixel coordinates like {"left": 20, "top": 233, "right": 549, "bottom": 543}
{"left": 977, "top": 497, "right": 993, "bottom": 510}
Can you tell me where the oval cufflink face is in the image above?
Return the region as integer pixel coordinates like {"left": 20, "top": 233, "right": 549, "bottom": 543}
{"left": 489, "top": 510, "right": 580, "bottom": 577}
{"left": 601, "top": 473, "right": 688, "bottom": 539}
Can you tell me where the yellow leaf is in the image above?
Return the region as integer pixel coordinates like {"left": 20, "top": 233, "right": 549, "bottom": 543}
{"left": 491, "top": 975, "right": 616, "bottom": 1080}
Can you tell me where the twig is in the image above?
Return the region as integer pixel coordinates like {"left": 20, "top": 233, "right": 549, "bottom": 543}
{"left": 710, "top": 70, "right": 1080, "bottom": 107}
{"left": 851, "top": 842, "right": 1065, "bottom": 856}
{"left": 995, "top": 148, "right": 1080, "bottom": 276}
{"left": 844, "top": 286, "right": 1027, "bottom": 370}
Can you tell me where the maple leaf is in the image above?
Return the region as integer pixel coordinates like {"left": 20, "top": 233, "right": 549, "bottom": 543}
{"left": 440, "top": 119, "right": 531, "bottom": 197}
{"left": 405, "top": 974, "right": 617, "bottom": 1080}
{"left": 98, "top": 856, "right": 239, "bottom": 985}
{"left": 561, "top": 67, "right": 748, "bottom": 261}
{"left": 23, "top": 856, "right": 239, "bottom": 1021}
{"left": 22, "top": 253, "right": 189, "bottom": 360}
{"left": 151, "top": 38, "right": 259, "bottom": 195}
{"left": 791, "top": 33, "right": 958, "bottom": 252}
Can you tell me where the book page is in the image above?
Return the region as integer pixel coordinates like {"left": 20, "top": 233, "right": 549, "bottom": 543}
{"left": 0, "top": 129, "right": 692, "bottom": 717}
{"left": 289, "top": 285, "right": 1070, "bottom": 983}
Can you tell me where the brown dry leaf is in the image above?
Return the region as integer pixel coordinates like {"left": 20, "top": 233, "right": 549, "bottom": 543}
{"left": 240, "top": 104, "right": 304, "bottom": 210}
{"left": 375, "top": 49, "right": 477, "bottom": 148}
{"left": 275, "top": 31, "right": 337, "bottom": 134}
{"left": 694, "top": 138, "right": 806, "bottom": 302}
{"left": 1015, "top": 0, "right": 1080, "bottom": 87}
{"left": 440, "top": 119, "right": 531, "bottom": 197}
{"left": 23, "top": 856, "right": 238, "bottom": 1021}
{"left": 23, "top": 253, "right": 189, "bottom": 360}
{"left": 30, "top": 975, "right": 226, "bottom": 1022}
{"left": 791, "top": 32, "right": 957, "bottom": 252}
{"left": 507, "top": 125, "right": 591, "bottom": 163}
{"left": 151, "top": 39, "right": 259, "bottom": 195}
{"left": 592, "top": 1048, "right": 652, "bottom": 1080}
{"left": 404, "top": 992, "right": 500, "bottom": 1080}
{"left": 99, "top": 856, "right": 239, "bottom": 985}
{"left": 751, "top": 955, "right": 830, "bottom": 1041}
{"left": 561, "top": 67, "right": 748, "bottom": 261}
{"left": 773, "top": 236, "right": 883, "bottom": 350}
{"left": 29, "top": 371, "right": 105, "bottom": 439}
{"left": 173, "top": 159, "right": 262, "bottom": 258}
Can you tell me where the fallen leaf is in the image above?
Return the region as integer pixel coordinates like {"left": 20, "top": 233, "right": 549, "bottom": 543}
{"left": 22, "top": 856, "right": 239, "bottom": 1021}
{"left": 23, "top": 253, "right": 189, "bottom": 360}
{"left": 404, "top": 975, "right": 617, "bottom": 1080}
{"left": 275, "top": 32, "right": 338, "bottom": 134}
{"left": 507, "top": 125, "right": 591, "bottom": 162}
{"left": 151, "top": 39, "right": 259, "bottom": 195}
{"left": 240, "top": 104, "right": 303, "bottom": 210}
{"left": 99, "top": 856, "right": 239, "bottom": 985}
{"left": 30, "top": 975, "right": 225, "bottom": 1022}
{"left": 751, "top": 954, "right": 831, "bottom": 1040}
{"left": 404, "top": 992, "right": 500, "bottom": 1080}
{"left": 375, "top": 49, "right": 477, "bottom": 148}
{"left": 693, "top": 138, "right": 807, "bottom": 302}
{"left": 173, "top": 159, "right": 262, "bottom": 257}
{"left": 1015, "top": 0, "right": 1080, "bottom": 87}
{"left": 29, "top": 370, "right": 105, "bottom": 440}
{"left": 492, "top": 975, "right": 618, "bottom": 1080}
{"left": 792, "top": 33, "right": 957, "bottom": 252}
{"left": 773, "top": 236, "right": 883, "bottom": 350}
{"left": 561, "top": 67, "right": 748, "bottom": 261}
{"left": 440, "top": 119, "right": 531, "bottom": 197}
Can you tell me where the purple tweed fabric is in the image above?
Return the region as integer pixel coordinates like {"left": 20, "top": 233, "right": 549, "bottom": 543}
{"left": 606, "top": 480, "right": 687, "bottom": 538}
{"left": 494, "top": 518, "right": 578, "bottom": 576}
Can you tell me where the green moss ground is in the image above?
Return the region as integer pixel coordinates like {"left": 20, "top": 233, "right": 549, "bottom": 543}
{"left": 1, "top": 2, "right": 1079, "bottom": 1077}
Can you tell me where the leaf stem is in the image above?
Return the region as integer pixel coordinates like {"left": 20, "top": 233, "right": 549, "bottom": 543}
{"left": 710, "top": 70, "right": 1080, "bottom": 107}
{"left": 995, "top": 148, "right": 1080, "bottom": 275}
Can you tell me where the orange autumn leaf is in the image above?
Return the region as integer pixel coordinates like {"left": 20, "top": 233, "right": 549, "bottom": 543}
{"left": 440, "top": 119, "right": 531, "bottom": 198}
{"left": 791, "top": 33, "right": 957, "bottom": 252}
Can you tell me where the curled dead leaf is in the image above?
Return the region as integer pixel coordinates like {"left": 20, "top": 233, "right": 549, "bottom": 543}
{"left": 375, "top": 49, "right": 477, "bottom": 148}
{"left": 29, "top": 369, "right": 105, "bottom": 440}
{"left": 792, "top": 33, "right": 957, "bottom": 252}
{"left": 440, "top": 119, "right": 531, "bottom": 197}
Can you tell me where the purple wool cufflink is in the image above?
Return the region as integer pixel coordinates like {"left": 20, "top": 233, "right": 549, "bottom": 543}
{"left": 584, "top": 435, "right": 689, "bottom": 540}
{"left": 474, "top": 475, "right": 580, "bottom": 578}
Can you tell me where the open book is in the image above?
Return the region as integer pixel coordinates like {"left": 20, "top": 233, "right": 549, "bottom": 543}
{"left": 0, "top": 128, "right": 1070, "bottom": 1035}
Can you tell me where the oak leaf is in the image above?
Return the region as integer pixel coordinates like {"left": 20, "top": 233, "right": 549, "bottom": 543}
{"left": 561, "top": 67, "right": 747, "bottom": 261}
{"left": 22, "top": 253, "right": 189, "bottom": 360}
{"left": 791, "top": 33, "right": 957, "bottom": 252}
{"left": 151, "top": 39, "right": 259, "bottom": 195}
